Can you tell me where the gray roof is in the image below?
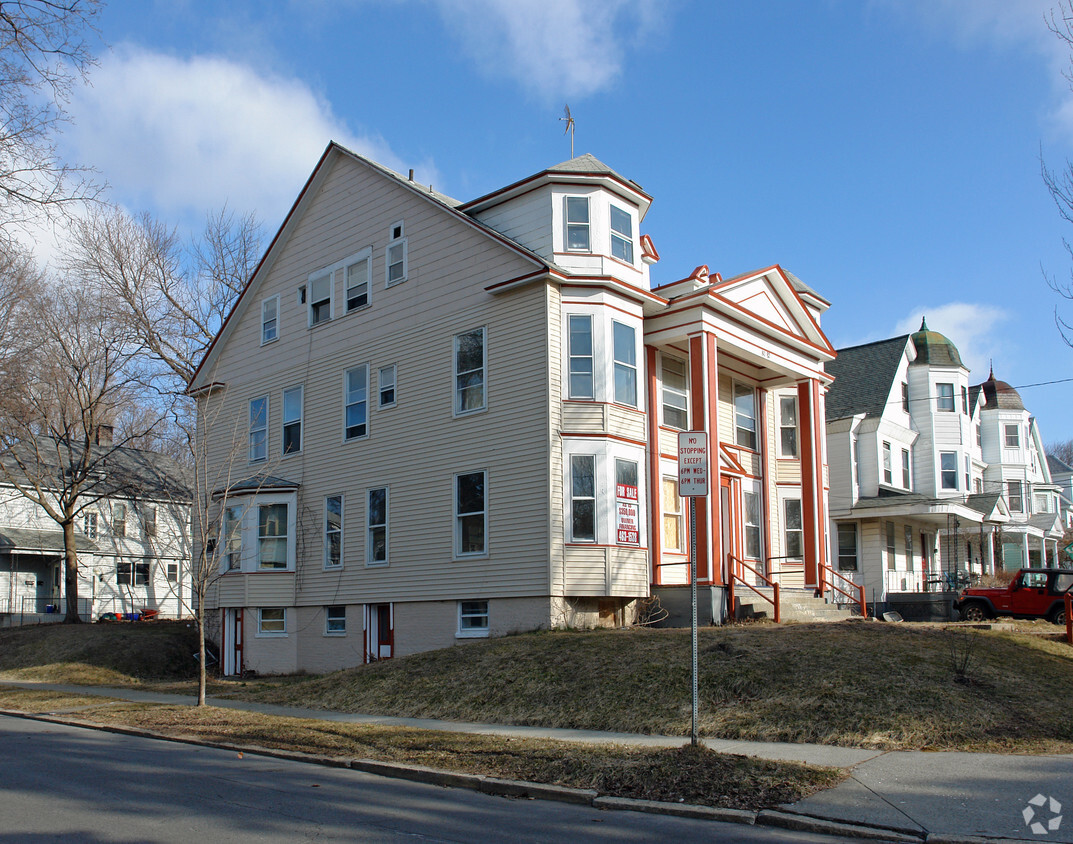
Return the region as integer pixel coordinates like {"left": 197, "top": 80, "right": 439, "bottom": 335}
{"left": 214, "top": 474, "right": 300, "bottom": 498}
{"left": 546, "top": 152, "right": 638, "bottom": 186}
{"left": 0, "top": 527, "right": 98, "bottom": 554}
{"left": 825, "top": 335, "right": 910, "bottom": 421}
{"left": 783, "top": 270, "right": 830, "bottom": 305}
{"left": 966, "top": 492, "right": 1004, "bottom": 517}
{"left": 910, "top": 319, "right": 964, "bottom": 368}
{"left": 1048, "top": 454, "right": 1073, "bottom": 475}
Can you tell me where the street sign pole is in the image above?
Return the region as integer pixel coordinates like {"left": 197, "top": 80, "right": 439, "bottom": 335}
{"left": 678, "top": 431, "right": 708, "bottom": 750}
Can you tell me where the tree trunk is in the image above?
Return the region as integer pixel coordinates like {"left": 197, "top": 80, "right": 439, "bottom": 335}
{"left": 62, "top": 520, "right": 82, "bottom": 623}
{"left": 197, "top": 615, "right": 207, "bottom": 706}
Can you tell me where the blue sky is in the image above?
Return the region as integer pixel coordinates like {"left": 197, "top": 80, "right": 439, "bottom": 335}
{"left": 54, "top": 0, "right": 1073, "bottom": 442}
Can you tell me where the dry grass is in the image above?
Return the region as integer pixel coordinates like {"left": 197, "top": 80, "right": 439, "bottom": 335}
{"left": 224, "top": 623, "right": 1073, "bottom": 753}
{"left": 0, "top": 688, "right": 841, "bottom": 811}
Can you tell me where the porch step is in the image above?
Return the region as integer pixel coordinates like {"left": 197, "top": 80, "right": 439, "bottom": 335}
{"left": 735, "top": 587, "right": 862, "bottom": 623}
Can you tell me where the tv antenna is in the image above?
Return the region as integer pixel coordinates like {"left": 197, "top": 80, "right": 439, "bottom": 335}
{"left": 560, "top": 104, "right": 575, "bottom": 158}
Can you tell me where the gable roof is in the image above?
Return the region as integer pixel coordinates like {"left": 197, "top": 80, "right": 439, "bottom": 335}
{"left": 0, "top": 526, "right": 99, "bottom": 554}
{"left": 1048, "top": 454, "right": 1073, "bottom": 475}
{"left": 825, "top": 335, "right": 911, "bottom": 421}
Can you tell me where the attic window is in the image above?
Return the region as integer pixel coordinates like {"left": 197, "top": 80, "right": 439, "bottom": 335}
{"left": 386, "top": 221, "right": 407, "bottom": 287}
{"left": 565, "top": 197, "right": 590, "bottom": 251}
{"left": 610, "top": 205, "right": 633, "bottom": 263}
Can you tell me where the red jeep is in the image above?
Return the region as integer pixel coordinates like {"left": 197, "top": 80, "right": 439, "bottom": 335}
{"left": 957, "top": 568, "right": 1073, "bottom": 624}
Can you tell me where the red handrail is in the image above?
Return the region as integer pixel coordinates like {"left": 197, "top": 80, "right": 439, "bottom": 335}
{"left": 819, "top": 561, "right": 867, "bottom": 618}
{"left": 727, "top": 555, "right": 780, "bottom": 624}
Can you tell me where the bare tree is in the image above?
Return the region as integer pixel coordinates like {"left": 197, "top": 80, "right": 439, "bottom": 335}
{"left": 0, "top": 0, "right": 103, "bottom": 245}
{"left": 66, "top": 203, "right": 265, "bottom": 700}
{"left": 1048, "top": 438, "right": 1073, "bottom": 465}
{"left": 1044, "top": 2, "right": 1073, "bottom": 345}
{"left": 0, "top": 275, "right": 164, "bottom": 622}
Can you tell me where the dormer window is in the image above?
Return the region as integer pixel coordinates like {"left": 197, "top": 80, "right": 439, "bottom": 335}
{"left": 565, "top": 197, "right": 590, "bottom": 251}
{"left": 610, "top": 205, "right": 633, "bottom": 263}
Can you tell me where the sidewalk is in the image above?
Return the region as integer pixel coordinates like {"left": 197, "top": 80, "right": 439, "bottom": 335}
{"left": 5, "top": 681, "right": 1073, "bottom": 843}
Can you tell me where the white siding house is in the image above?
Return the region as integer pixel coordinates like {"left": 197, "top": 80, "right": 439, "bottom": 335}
{"left": 190, "top": 145, "right": 843, "bottom": 675}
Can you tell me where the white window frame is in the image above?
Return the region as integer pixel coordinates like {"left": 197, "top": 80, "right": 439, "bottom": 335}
{"left": 258, "top": 502, "right": 290, "bottom": 570}
{"left": 344, "top": 365, "right": 369, "bottom": 441}
{"left": 346, "top": 249, "right": 372, "bottom": 312}
{"left": 261, "top": 295, "right": 279, "bottom": 345}
{"left": 837, "top": 522, "right": 858, "bottom": 572}
{"left": 567, "top": 314, "right": 594, "bottom": 400}
{"left": 1004, "top": 424, "right": 1020, "bottom": 448}
{"left": 325, "top": 605, "right": 346, "bottom": 636}
{"left": 112, "top": 502, "right": 126, "bottom": 538}
{"left": 324, "top": 494, "right": 343, "bottom": 570}
{"left": 223, "top": 505, "right": 242, "bottom": 571}
{"left": 612, "top": 320, "right": 637, "bottom": 407}
{"left": 282, "top": 385, "right": 303, "bottom": 456}
{"left": 257, "top": 607, "right": 287, "bottom": 637}
{"left": 743, "top": 489, "right": 762, "bottom": 561}
{"left": 167, "top": 562, "right": 178, "bottom": 583}
{"left": 904, "top": 525, "right": 915, "bottom": 571}
{"left": 614, "top": 458, "right": 640, "bottom": 545}
{"left": 386, "top": 221, "right": 407, "bottom": 287}
{"left": 778, "top": 395, "right": 798, "bottom": 458}
{"left": 249, "top": 395, "right": 268, "bottom": 463}
{"left": 453, "top": 327, "right": 486, "bottom": 415}
{"left": 783, "top": 498, "right": 803, "bottom": 560}
{"left": 885, "top": 521, "right": 897, "bottom": 570}
{"left": 219, "top": 493, "right": 297, "bottom": 574}
{"left": 454, "top": 470, "right": 487, "bottom": 557}
{"left": 1007, "top": 480, "right": 1024, "bottom": 513}
{"left": 734, "top": 382, "right": 757, "bottom": 450}
{"left": 83, "top": 511, "right": 98, "bottom": 539}
{"left": 308, "top": 270, "right": 332, "bottom": 327}
{"left": 937, "top": 382, "right": 955, "bottom": 412}
{"left": 901, "top": 448, "right": 911, "bottom": 489}
{"left": 378, "top": 364, "right": 397, "bottom": 408}
{"left": 882, "top": 441, "right": 893, "bottom": 485}
{"left": 661, "top": 355, "right": 688, "bottom": 430}
{"left": 609, "top": 204, "right": 634, "bottom": 264}
{"left": 940, "top": 451, "right": 958, "bottom": 490}
{"left": 142, "top": 506, "right": 157, "bottom": 538}
{"left": 901, "top": 382, "right": 909, "bottom": 413}
{"left": 367, "top": 486, "right": 388, "bottom": 566}
{"left": 565, "top": 196, "right": 590, "bottom": 251}
{"left": 117, "top": 559, "right": 150, "bottom": 587}
{"left": 662, "top": 476, "right": 683, "bottom": 553}
{"left": 457, "top": 599, "right": 489, "bottom": 638}
{"left": 570, "top": 455, "right": 597, "bottom": 543}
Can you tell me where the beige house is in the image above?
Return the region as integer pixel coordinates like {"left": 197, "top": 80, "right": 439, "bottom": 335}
{"left": 190, "top": 144, "right": 841, "bottom": 675}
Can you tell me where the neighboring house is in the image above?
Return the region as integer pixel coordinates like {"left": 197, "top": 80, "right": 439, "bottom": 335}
{"left": 1046, "top": 454, "right": 1073, "bottom": 534}
{"left": 973, "top": 371, "right": 1064, "bottom": 569}
{"left": 825, "top": 321, "right": 1065, "bottom": 617}
{"left": 0, "top": 436, "right": 192, "bottom": 624}
{"left": 189, "top": 143, "right": 840, "bottom": 676}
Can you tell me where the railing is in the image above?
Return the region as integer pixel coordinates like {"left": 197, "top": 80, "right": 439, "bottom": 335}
{"left": 819, "top": 561, "right": 867, "bottom": 618}
{"left": 0, "top": 597, "right": 93, "bottom": 624}
{"left": 727, "top": 554, "right": 780, "bottom": 623}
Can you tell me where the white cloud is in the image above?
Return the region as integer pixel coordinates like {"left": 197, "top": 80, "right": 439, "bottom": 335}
{"left": 893, "top": 302, "right": 1008, "bottom": 379}
{"left": 62, "top": 47, "right": 438, "bottom": 227}
{"left": 430, "top": 0, "right": 663, "bottom": 101}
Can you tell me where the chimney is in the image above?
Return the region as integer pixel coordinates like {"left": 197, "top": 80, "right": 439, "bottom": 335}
{"left": 95, "top": 425, "right": 113, "bottom": 446}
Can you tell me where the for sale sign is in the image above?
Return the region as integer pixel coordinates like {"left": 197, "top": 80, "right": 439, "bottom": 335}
{"left": 616, "top": 501, "right": 639, "bottom": 544}
{"left": 678, "top": 431, "right": 709, "bottom": 497}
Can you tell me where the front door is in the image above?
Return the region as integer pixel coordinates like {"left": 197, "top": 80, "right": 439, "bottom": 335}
{"left": 222, "top": 608, "right": 243, "bottom": 676}
{"left": 366, "top": 603, "right": 393, "bottom": 662}
{"left": 720, "top": 476, "right": 740, "bottom": 583}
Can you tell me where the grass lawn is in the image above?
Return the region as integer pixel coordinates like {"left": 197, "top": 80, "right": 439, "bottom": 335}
{"left": 0, "top": 687, "right": 842, "bottom": 811}
{"left": 3, "top": 619, "right": 1073, "bottom": 753}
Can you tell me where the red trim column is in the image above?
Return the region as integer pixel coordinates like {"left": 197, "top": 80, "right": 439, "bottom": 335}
{"left": 758, "top": 388, "right": 772, "bottom": 576}
{"left": 645, "top": 346, "right": 663, "bottom": 586}
{"left": 688, "top": 332, "right": 721, "bottom": 586}
{"left": 797, "top": 379, "right": 826, "bottom": 588}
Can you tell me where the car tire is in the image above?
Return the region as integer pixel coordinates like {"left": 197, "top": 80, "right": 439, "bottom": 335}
{"left": 960, "top": 602, "right": 988, "bottom": 622}
{"left": 1049, "top": 605, "right": 1067, "bottom": 626}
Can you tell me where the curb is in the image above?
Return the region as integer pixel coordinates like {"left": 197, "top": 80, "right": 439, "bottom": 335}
{"left": 2, "top": 706, "right": 1027, "bottom": 843}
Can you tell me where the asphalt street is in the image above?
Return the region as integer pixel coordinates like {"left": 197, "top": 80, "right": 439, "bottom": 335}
{"left": 0, "top": 714, "right": 847, "bottom": 843}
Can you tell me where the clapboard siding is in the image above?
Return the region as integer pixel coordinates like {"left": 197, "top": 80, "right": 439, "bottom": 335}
{"left": 547, "top": 286, "right": 565, "bottom": 596}
{"left": 564, "top": 545, "right": 607, "bottom": 594}
{"left": 473, "top": 188, "right": 554, "bottom": 261}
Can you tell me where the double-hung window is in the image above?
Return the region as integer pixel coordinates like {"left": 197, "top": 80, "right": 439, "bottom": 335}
{"left": 837, "top": 523, "right": 858, "bottom": 572}
{"left": 282, "top": 386, "right": 302, "bottom": 454}
{"left": 779, "top": 396, "right": 798, "bottom": 458}
{"left": 784, "top": 499, "right": 803, "bottom": 559}
{"left": 112, "top": 503, "right": 126, "bottom": 538}
{"left": 346, "top": 254, "right": 370, "bottom": 311}
{"left": 455, "top": 471, "right": 486, "bottom": 555}
{"left": 324, "top": 495, "right": 342, "bottom": 569}
{"left": 662, "top": 356, "right": 688, "bottom": 429}
{"left": 612, "top": 321, "right": 637, "bottom": 406}
{"left": 901, "top": 382, "right": 909, "bottom": 413}
{"left": 367, "top": 487, "right": 388, "bottom": 565}
{"left": 568, "top": 315, "right": 594, "bottom": 399}
{"left": 458, "top": 600, "right": 489, "bottom": 637}
{"left": 142, "top": 506, "right": 157, "bottom": 538}
{"left": 379, "top": 365, "right": 396, "bottom": 408}
{"left": 961, "top": 386, "right": 968, "bottom": 414}
{"left": 609, "top": 205, "right": 634, "bottom": 263}
{"left": 904, "top": 526, "right": 914, "bottom": 571}
{"left": 258, "top": 503, "right": 288, "bottom": 569}
{"left": 1004, "top": 424, "right": 1020, "bottom": 448}
{"left": 249, "top": 396, "right": 268, "bottom": 462}
{"left": 224, "top": 505, "right": 242, "bottom": 570}
{"left": 743, "top": 491, "right": 761, "bottom": 560}
{"left": 734, "top": 383, "right": 757, "bottom": 450}
{"left": 258, "top": 608, "right": 286, "bottom": 635}
{"left": 83, "top": 512, "right": 98, "bottom": 539}
{"left": 262, "top": 296, "right": 279, "bottom": 344}
{"left": 940, "top": 452, "right": 958, "bottom": 490}
{"left": 325, "top": 606, "right": 346, "bottom": 635}
{"left": 901, "top": 449, "right": 911, "bottom": 489}
{"left": 386, "top": 222, "right": 407, "bottom": 286}
{"left": 570, "top": 456, "right": 596, "bottom": 542}
{"left": 937, "top": 383, "right": 955, "bottom": 412}
{"left": 454, "top": 328, "right": 485, "bottom": 414}
{"left": 885, "top": 521, "right": 896, "bottom": 569}
{"left": 308, "top": 272, "right": 331, "bottom": 326}
{"left": 565, "top": 196, "right": 590, "bottom": 251}
{"left": 117, "top": 560, "right": 149, "bottom": 586}
{"left": 345, "top": 365, "right": 369, "bottom": 440}
{"left": 1007, "top": 480, "right": 1024, "bottom": 512}
{"left": 882, "top": 442, "right": 893, "bottom": 485}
